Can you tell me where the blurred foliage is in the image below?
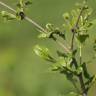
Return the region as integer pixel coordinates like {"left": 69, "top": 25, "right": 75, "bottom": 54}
{"left": 0, "top": 0, "right": 96, "bottom": 96}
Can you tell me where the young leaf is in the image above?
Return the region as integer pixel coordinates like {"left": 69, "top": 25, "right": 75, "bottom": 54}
{"left": 33, "top": 45, "right": 56, "bottom": 63}
{"left": 57, "top": 50, "right": 67, "bottom": 58}
{"left": 82, "top": 62, "right": 91, "bottom": 79}
{"left": 38, "top": 32, "right": 51, "bottom": 39}
{"left": 53, "top": 60, "right": 75, "bottom": 80}
{"left": 16, "top": 0, "right": 26, "bottom": 20}
{"left": 1, "top": 11, "right": 16, "bottom": 21}
{"left": 17, "top": 0, "right": 32, "bottom": 8}
{"left": 16, "top": 0, "right": 24, "bottom": 9}
{"left": 51, "top": 57, "right": 66, "bottom": 71}
{"left": 85, "top": 75, "right": 96, "bottom": 92}
{"left": 25, "top": 1, "right": 32, "bottom": 6}
{"left": 69, "top": 91, "right": 82, "bottom": 96}
{"left": 51, "top": 57, "right": 73, "bottom": 73}
{"left": 45, "top": 23, "right": 65, "bottom": 40}
{"left": 72, "top": 49, "right": 77, "bottom": 57}
{"left": 57, "top": 52, "right": 73, "bottom": 68}
{"left": 76, "top": 66, "right": 83, "bottom": 75}
{"left": 86, "top": 75, "right": 96, "bottom": 84}
{"left": 77, "top": 34, "right": 89, "bottom": 43}
{"left": 53, "top": 29, "right": 65, "bottom": 40}
{"left": 46, "top": 23, "right": 54, "bottom": 31}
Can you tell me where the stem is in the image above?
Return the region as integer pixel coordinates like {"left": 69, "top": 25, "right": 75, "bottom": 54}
{"left": 78, "top": 73, "right": 87, "bottom": 96}
{"left": 25, "top": 17, "right": 46, "bottom": 33}
{"left": 80, "top": 44, "right": 82, "bottom": 65}
{"left": 70, "top": 3, "right": 87, "bottom": 96}
{"left": 0, "top": 1, "right": 45, "bottom": 32}
{"left": 71, "top": 5, "right": 85, "bottom": 50}
{"left": 0, "top": 1, "right": 16, "bottom": 12}
{"left": 71, "top": 32, "right": 75, "bottom": 50}
{"left": 0, "top": 0, "right": 70, "bottom": 53}
{"left": 79, "top": 44, "right": 87, "bottom": 96}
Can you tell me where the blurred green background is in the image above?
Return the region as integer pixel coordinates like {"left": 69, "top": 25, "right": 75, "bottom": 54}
{"left": 0, "top": 0, "right": 96, "bottom": 96}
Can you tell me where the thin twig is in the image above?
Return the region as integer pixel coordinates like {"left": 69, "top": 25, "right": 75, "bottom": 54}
{"left": 25, "top": 17, "right": 46, "bottom": 33}
{"left": 0, "top": 1, "right": 46, "bottom": 33}
{"left": 80, "top": 44, "right": 82, "bottom": 65}
{"left": 0, "top": 1, "right": 16, "bottom": 12}
{"left": 0, "top": 1, "right": 70, "bottom": 53}
{"left": 70, "top": 2, "right": 87, "bottom": 96}
{"left": 71, "top": 6, "right": 85, "bottom": 50}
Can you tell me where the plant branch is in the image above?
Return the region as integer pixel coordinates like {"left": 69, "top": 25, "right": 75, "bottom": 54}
{"left": 0, "top": 1, "right": 16, "bottom": 12}
{"left": 80, "top": 44, "right": 82, "bottom": 65}
{"left": 71, "top": 5, "right": 85, "bottom": 50}
{"left": 25, "top": 17, "right": 46, "bottom": 33}
{"left": 0, "top": 1, "right": 46, "bottom": 33}
{"left": 0, "top": 0, "right": 70, "bottom": 53}
{"left": 70, "top": 3, "right": 87, "bottom": 96}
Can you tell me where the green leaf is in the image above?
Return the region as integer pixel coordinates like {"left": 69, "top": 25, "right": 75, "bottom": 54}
{"left": 52, "top": 57, "right": 66, "bottom": 71}
{"left": 45, "top": 23, "right": 65, "bottom": 40}
{"left": 86, "top": 22, "right": 93, "bottom": 28}
{"left": 72, "top": 49, "right": 77, "bottom": 57}
{"left": 16, "top": 0, "right": 24, "bottom": 9}
{"left": 57, "top": 50, "right": 67, "bottom": 58}
{"left": 51, "top": 57, "right": 73, "bottom": 73}
{"left": 65, "top": 72, "right": 74, "bottom": 81}
{"left": 53, "top": 29, "right": 65, "bottom": 40}
{"left": 77, "top": 34, "right": 89, "bottom": 43}
{"left": 85, "top": 75, "right": 96, "bottom": 91}
{"left": 86, "top": 75, "right": 96, "bottom": 84}
{"left": 25, "top": 1, "right": 32, "bottom": 6}
{"left": 1, "top": 11, "right": 16, "bottom": 21}
{"left": 82, "top": 62, "right": 91, "bottom": 79}
{"left": 57, "top": 52, "right": 73, "bottom": 68}
{"left": 46, "top": 23, "right": 54, "bottom": 32}
{"left": 33, "top": 45, "right": 56, "bottom": 63}
{"left": 17, "top": 0, "right": 32, "bottom": 9}
{"left": 16, "top": 0, "right": 26, "bottom": 20}
{"left": 76, "top": 66, "right": 83, "bottom": 75}
{"left": 38, "top": 33, "right": 51, "bottom": 39}
{"left": 60, "top": 52, "right": 73, "bottom": 68}
{"left": 69, "top": 91, "right": 82, "bottom": 96}
{"left": 70, "top": 57, "right": 78, "bottom": 68}
{"left": 52, "top": 57, "right": 73, "bottom": 78}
